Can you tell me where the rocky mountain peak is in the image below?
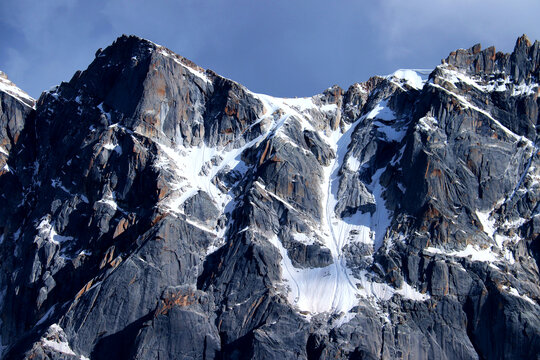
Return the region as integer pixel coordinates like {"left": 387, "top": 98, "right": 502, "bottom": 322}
{"left": 442, "top": 34, "right": 540, "bottom": 84}
{"left": 0, "top": 35, "right": 539, "bottom": 359}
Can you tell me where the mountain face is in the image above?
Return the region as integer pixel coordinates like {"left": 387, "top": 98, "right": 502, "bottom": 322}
{"left": 0, "top": 34, "right": 539, "bottom": 360}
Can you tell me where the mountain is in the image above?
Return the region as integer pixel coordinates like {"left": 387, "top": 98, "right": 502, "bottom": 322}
{"left": 0, "top": 34, "right": 539, "bottom": 360}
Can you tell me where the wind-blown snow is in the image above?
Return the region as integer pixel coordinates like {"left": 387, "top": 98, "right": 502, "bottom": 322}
{"left": 428, "top": 81, "right": 532, "bottom": 145}
{"left": 0, "top": 71, "right": 35, "bottom": 108}
{"left": 435, "top": 65, "right": 539, "bottom": 98}
{"left": 387, "top": 69, "right": 430, "bottom": 90}
{"left": 157, "top": 48, "right": 211, "bottom": 84}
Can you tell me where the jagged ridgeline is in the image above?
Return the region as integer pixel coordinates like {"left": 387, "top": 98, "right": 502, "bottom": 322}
{"left": 0, "top": 34, "right": 539, "bottom": 359}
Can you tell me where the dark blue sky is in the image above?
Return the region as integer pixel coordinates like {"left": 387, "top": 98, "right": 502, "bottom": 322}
{"left": 1, "top": 0, "right": 540, "bottom": 98}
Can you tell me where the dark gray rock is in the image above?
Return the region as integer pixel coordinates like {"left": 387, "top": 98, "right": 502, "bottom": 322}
{"left": 2, "top": 34, "right": 540, "bottom": 360}
{"left": 183, "top": 190, "right": 220, "bottom": 227}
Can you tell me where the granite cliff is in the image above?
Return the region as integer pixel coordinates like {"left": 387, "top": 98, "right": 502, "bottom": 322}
{"left": 0, "top": 34, "right": 539, "bottom": 359}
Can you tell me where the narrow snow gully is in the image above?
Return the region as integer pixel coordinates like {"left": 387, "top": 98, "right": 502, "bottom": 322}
{"left": 321, "top": 118, "right": 368, "bottom": 314}
{"left": 261, "top": 97, "right": 406, "bottom": 319}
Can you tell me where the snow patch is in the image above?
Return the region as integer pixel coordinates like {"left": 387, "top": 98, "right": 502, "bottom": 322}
{"left": 269, "top": 235, "right": 360, "bottom": 315}
{"left": 37, "top": 217, "right": 73, "bottom": 245}
{"left": 97, "top": 102, "right": 112, "bottom": 124}
{"left": 0, "top": 72, "right": 35, "bottom": 108}
{"left": 346, "top": 156, "right": 362, "bottom": 172}
{"left": 281, "top": 97, "right": 316, "bottom": 112}
{"left": 476, "top": 210, "right": 496, "bottom": 240}
{"left": 396, "top": 282, "right": 430, "bottom": 301}
{"left": 320, "top": 104, "right": 338, "bottom": 113}
{"left": 425, "top": 244, "right": 499, "bottom": 263}
{"left": 102, "top": 142, "right": 123, "bottom": 155}
{"left": 291, "top": 232, "right": 315, "bottom": 246}
{"left": 503, "top": 286, "right": 536, "bottom": 305}
{"left": 51, "top": 178, "right": 71, "bottom": 195}
{"left": 416, "top": 116, "right": 438, "bottom": 132}
{"left": 387, "top": 69, "right": 430, "bottom": 90}
{"left": 40, "top": 324, "right": 77, "bottom": 357}
{"left": 366, "top": 100, "right": 395, "bottom": 121}
{"left": 428, "top": 82, "right": 530, "bottom": 144}
{"left": 512, "top": 82, "right": 538, "bottom": 97}
{"left": 96, "top": 191, "right": 118, "bottom": 211}
{"left": 157, "top": 48, "right": 211, "bottom": 84}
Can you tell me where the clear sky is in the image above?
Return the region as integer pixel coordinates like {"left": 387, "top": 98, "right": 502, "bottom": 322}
{"left": 1, "top": 0, "right": 540, "bottom": 99}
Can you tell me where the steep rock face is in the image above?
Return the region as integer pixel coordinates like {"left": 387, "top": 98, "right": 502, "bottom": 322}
{"left": 0, "top": 35, "right": 539, "bottom": 360}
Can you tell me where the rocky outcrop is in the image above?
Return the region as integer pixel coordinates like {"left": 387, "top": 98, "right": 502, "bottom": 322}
{"left": 0, "top": 34, "right": 539, "bottom": 359}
